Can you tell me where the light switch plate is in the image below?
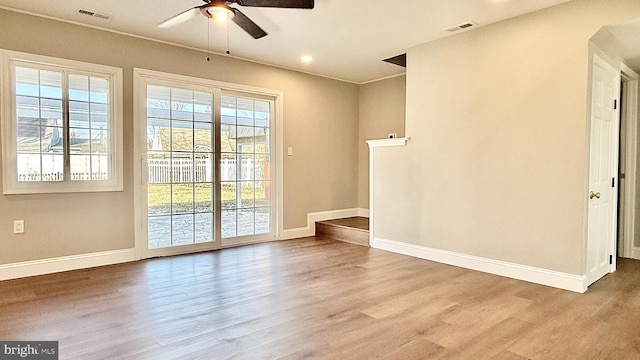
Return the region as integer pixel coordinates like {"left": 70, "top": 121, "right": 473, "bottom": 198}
{"left": 13, "top": 220, "right": 24, "bottom": 234}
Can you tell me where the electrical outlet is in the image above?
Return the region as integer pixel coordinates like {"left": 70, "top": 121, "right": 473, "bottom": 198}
{"left": 388, "top": 133, "right": 397, "bottom": 139}
{"left": 13, "top": 220, "right": 24, "bottom": 234}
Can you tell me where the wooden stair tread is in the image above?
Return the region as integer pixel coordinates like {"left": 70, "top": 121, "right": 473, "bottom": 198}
{"left": 316, "top": 217, "right": 369, "bottom": 231}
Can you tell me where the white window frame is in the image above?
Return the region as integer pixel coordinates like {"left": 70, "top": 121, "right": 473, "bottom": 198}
{"left": 1, "top": 49, "right": 123, "bottom": 194}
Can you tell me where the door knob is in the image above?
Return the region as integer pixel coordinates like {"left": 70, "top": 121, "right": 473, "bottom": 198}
{"left": 590, "top": 191, "right": 601, "bottom": 199}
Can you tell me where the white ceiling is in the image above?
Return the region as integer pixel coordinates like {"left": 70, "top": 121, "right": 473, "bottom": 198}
{"left": 0, "top": 0, "right": 573, "bottom": 83}
{"left": 607, "top": 19, "right": 640, "bottom": 72}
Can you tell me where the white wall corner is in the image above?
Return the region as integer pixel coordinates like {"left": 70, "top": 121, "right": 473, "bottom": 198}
{"left": 0, "top": 248, "right": 136, "bottom": 281}
{"left": 371, "top": 238, "right": 588, "bottom": 293}
{"left": 357, "top": 208, "right": 370, "bottom": 218}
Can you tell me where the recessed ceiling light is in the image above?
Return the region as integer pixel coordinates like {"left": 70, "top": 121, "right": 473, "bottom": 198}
{"left": 301, "top": 55, "right": 313, "bottom": 63}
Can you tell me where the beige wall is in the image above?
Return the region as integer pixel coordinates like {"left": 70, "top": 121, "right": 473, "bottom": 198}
{"left": 0, "top": 8, "right": 359, "bottom": 264}
{"left": 372, "top": 0, "right": 640, "bottom": 275}
{"left": 358, "top": 76, "right": 406, "bottom": 209}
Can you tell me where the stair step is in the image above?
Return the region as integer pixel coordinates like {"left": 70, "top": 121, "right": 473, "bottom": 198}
{"left": 315, "top": 217, "right": 369, "bottom": 247}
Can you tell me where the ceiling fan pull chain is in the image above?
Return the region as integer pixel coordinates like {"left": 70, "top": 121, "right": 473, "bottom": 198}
{"left": 226, "top": 22, "right": 231, "bottom": 55}
{"left": 206, "top": 20, "right": 212, "bottom": 61}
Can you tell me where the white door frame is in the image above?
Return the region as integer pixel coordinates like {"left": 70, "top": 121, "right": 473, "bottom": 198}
{"left": 619, "top": 63, "right": 640, "bottom": 259}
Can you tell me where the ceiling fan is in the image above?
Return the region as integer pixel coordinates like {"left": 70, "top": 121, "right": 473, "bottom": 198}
{"left": 158, "top": 0, "right": 315, "bottom": 39}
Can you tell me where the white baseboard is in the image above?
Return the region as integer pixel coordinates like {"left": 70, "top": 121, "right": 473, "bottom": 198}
{"left": 0, "top": 249, "right": 136, "bottom": 281}
{"left": 280, "top": 226, "right": 313, "bottom": 240}
{"left": 280, "top": 208, "right": 364, "bottom": 240}
{"left": 372, "top": 238, "right": 587, "bottom": 293}
{"left": 0, "top": 207, "right": 368, "bottom": 281}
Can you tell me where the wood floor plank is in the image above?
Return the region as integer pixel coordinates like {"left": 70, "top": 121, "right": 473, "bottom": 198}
{"left": 361, "top": 290, "right": 457, "bottom": 320}
{"left": 2, "top": 237, "right": 640, "bottom": 359}
{"left": 381, "top": 338, "right": 454, "bottom": 360}
{"left": 488, "top": 350, "right": 531, "bottom": 360}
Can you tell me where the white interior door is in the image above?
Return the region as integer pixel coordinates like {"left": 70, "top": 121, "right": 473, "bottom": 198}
{"left": 586, "top": 54, "right": 620, "bottom": 287}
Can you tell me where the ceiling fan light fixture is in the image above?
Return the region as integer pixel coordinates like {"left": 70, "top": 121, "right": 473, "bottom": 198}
{"left": 162, "top": 0, "right": 315, "bottom": 38}
{"left": 207, "top": 6, "right": 235, "bottom": 21}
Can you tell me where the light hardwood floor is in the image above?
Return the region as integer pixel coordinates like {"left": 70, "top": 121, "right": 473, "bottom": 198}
{"left": 2, "top": 237, "right": 640, "bottom": 359}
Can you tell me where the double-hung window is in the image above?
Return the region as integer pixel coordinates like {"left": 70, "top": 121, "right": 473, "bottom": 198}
{"left": 1, "top": 50, "right": 123, "bottom": 194}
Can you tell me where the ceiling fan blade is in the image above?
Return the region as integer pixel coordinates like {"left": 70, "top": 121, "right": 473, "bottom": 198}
{"left": 231, "top": 8, "right": 268, "bottom": 39}
{"left": 235, "top": 0, "right": 314, "bottom": 9}
{"left": 158, "top": 7, "right": 201, "bottom": 28}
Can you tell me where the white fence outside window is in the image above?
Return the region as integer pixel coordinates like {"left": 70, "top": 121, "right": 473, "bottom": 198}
{"left": 17, "top": 154, "right": 109, "bottom": 182}
{"left": 147, "top": 158, "right": 262, "bottom": 184}
{"left": 17, "top": 156, "right": 263, "bottom": 184}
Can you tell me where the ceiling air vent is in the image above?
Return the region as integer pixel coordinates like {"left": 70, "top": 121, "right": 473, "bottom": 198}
{"left": 77, "top": 9, "right": 111, "bottom": 20}
{"left": 444, "top": 21, "right": 478, "bottom": 33}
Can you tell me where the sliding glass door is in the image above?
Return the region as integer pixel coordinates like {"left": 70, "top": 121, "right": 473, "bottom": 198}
{"left": 146, "top": 85, "right": 216, "bottom": 250}
{"left": 220, "top": 94, "right": 272, "bottom": 239}
{"left": 136, "top": 71, "right": 276, "bottom": 258}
